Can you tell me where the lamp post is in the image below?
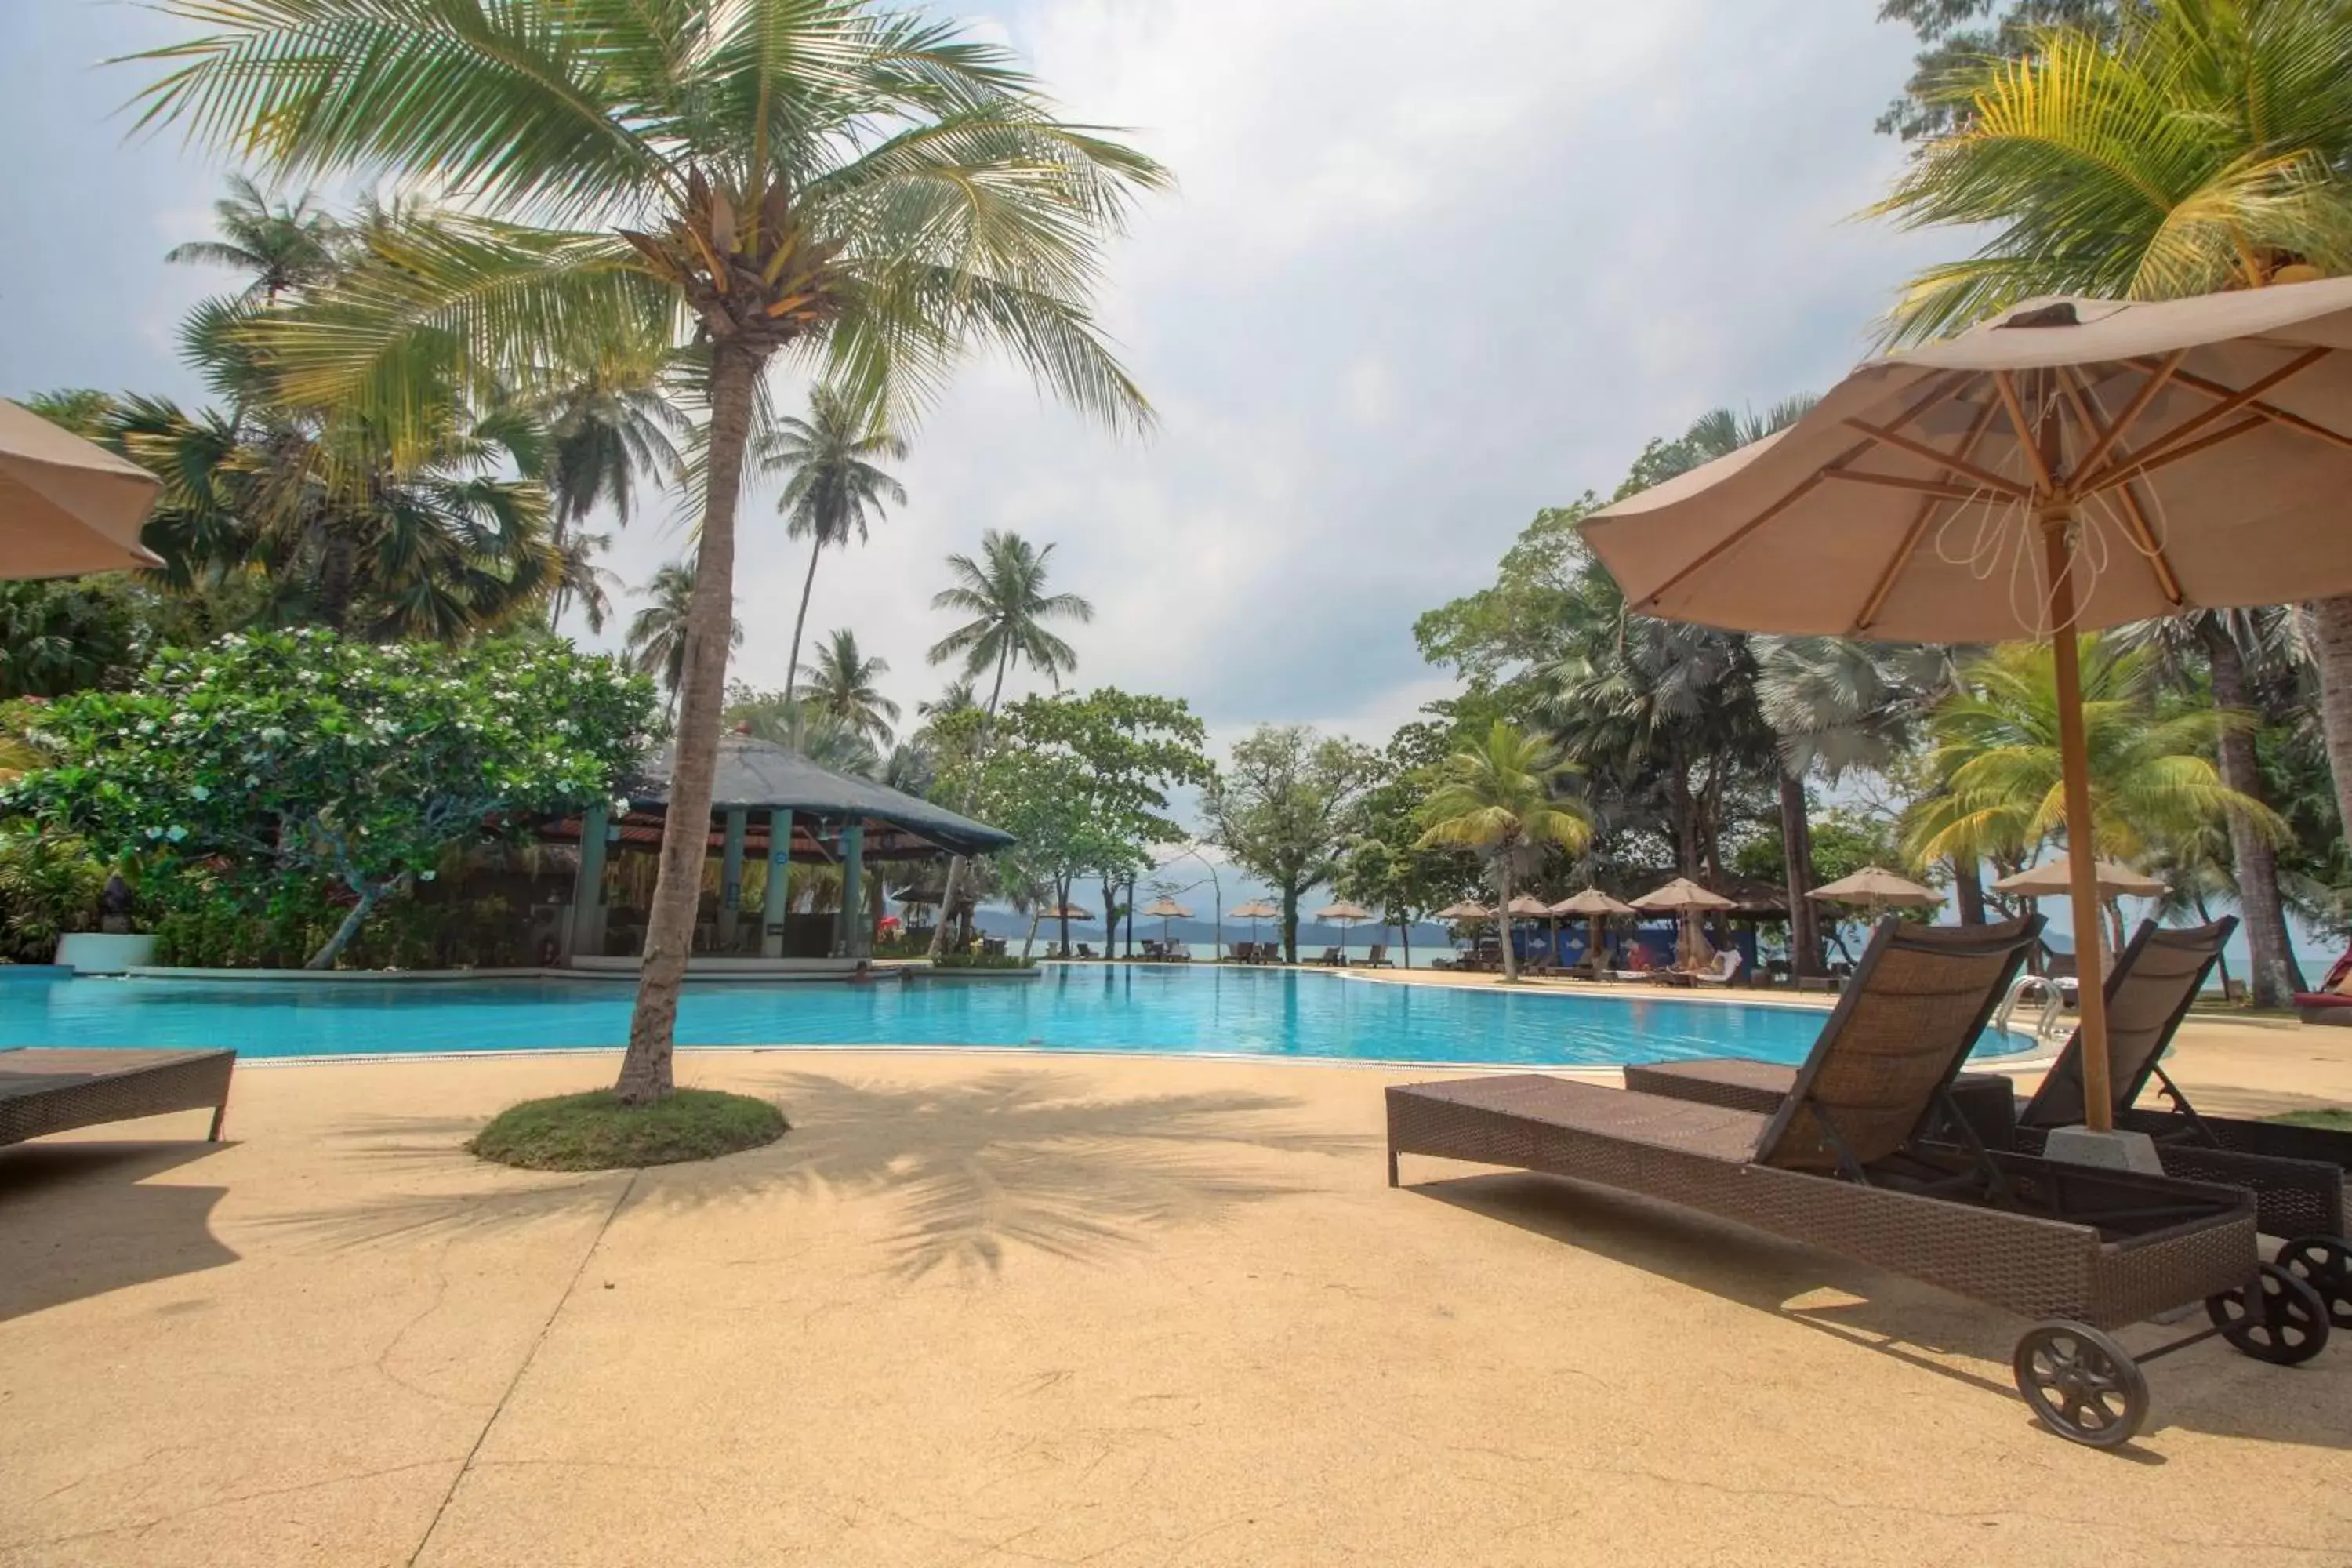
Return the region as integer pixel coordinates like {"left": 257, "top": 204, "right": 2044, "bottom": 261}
{"left": 1156, "top": 842, "right": 1223, "bottom": 961}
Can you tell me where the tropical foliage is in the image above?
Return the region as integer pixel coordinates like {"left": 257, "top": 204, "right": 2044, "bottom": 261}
{"left": 1415, "top": 723, "right": 1594, "bottom": 982}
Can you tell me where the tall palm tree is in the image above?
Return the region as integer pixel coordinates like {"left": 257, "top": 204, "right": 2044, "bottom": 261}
{"left": 1416, "top": 722, "right": 1595, "bottom": 984}
{"left": 1866, "top": 0, "right": 2352, "bottom": 865}
{"left": 927, "top": 531, "right": 1094, "bottom": 713}
{"left": 125, "top": 2, "right": 1168, "bottom": 1100}
{"left": 165, "top": 174, "right": 340, "bottom": 303}
{"left": 764, "top": 385, "right": 909, "bottom": 706}
{"left": 1905, "top": 636, "right": 2281, "bottom": 954}
{"left": 919, "top": 677, "right": 980, "bottom": 723}
{"left": 797, "top": 628, "right": 900, "bottom": 747}
{"left": 626, "top": 561, "right": 740, "bottom": 719}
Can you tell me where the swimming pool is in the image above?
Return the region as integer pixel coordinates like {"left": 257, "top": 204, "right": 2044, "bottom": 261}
{"left": 0, "top": 967, "right": 2033, "bottom": 1068}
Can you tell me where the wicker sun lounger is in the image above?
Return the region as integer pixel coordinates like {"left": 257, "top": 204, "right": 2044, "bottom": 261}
{"left": 1624, "top": 918, "right": 2351, "bottom": 1315}
{"left": 2, "top": 1048, "right": 236, "bottom": 1149}
{"left": 1388, "top": 917, "right": 2333, "bottom": 1448}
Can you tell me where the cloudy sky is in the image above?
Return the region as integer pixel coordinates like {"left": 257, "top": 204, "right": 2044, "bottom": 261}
{"left": 0, "top": 1, "right": 1955, "bottom": 881}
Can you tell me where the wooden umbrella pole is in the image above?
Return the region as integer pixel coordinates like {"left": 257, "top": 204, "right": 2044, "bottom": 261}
{"left": 2043, "top": 505, "right": 2114, "bottom": 1131}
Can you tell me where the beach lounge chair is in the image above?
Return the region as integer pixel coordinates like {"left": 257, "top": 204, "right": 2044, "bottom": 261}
{"left": 1624, "top": 919, "right": 2352, "bottom": 1262}
{"left": 1691, "top": 949, "right": 1743, "bottom": 987}
{"left": 1316, "top": 946, "right": 1344, "bottom": 967}
{"left": 1388, "top": 916, "right": 2331, "bottom": 1448}
{"left": 2, "top": 1048, "right": 236, "bottom": 1149}
{"left": 1076, "top": 943, "right": 1095, "bottom": 960}
{"left": 1363, "top": 943, "right": 1392, "bottom": 968}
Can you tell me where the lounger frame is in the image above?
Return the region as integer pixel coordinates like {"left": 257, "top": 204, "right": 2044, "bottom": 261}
{"left": 2, "top": 1048, "right": 237, "bottom": 1148}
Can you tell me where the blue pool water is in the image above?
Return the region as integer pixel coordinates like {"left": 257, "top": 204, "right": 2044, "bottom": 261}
{"left": 0, "top": 967, "right": 2031, "bottom": 1067}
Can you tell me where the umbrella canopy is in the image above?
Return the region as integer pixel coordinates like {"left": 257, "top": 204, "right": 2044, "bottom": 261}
{"left": 1630, "top": 877, "right": 1736, "bottom": 913}
{"left": 1501, "top": 895, "right": 1554, "bottom": 917}
{"left": 1312, "top": 900, "right": 1374, "bottom": 923}
{"left": 1, "top": 399, "right": 165, "bottom": 579}
{"left": 1991, "top": 856, "right": 2165, "bottom": 899}
{"left": 1550, "top": 887, "right": 1636, "bottom": 916}
{"left": 1141, "top": 897, "right": 1194, "bottom": 919}
{"left": 1432, "top": 900, "right": 1493, "bottom": 921}
{"left": 1582, "top": 282, "right": 2352, "bottom": 1133}
{"left": 1228, "top": 899, "right": 1280, "bottom": 920}
{"left": 1040, "top": 903, "right": 1095, "bottom": 922}
{"left": 1808, "top": 866, "right": 1943, "bottom": 906}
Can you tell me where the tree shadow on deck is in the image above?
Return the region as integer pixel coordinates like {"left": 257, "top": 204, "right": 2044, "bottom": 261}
{"left": 0, "top": 1141, "right": 238, "bottom": 1322}
{"left": 1410, "top": 1171, "right": 2352, "bottom": 1454}
{"left": 267, "top": 1069, "right": 1374, "bottom": 1281}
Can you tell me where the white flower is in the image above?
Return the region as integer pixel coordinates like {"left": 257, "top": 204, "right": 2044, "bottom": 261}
{"left": 419, "top": 870, "right": 436, "bottom": 883}
{"left": 188, "top": 784, "right": 210, "bottom": 801}
{"left": 165, "top": 826, "right": 187, "bottom": 843}
{"left": 145, "top": 826, "right": 164, "bottom": 840}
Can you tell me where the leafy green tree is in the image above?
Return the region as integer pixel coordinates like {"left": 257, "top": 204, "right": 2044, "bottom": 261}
{"left": 1875, "top": 0, "right": 2124, "bottom": 141}
{"left": 1415, "top": 721, "right": 1594, "bottom": 982}
{"left": 797, "top": 628, "right": 900, "bottom": 748}
{"left": 1205, "top": 725, "right": 1381, "bottom": 963}
{"left": 122, "top": 1, "right": 1167, "bottom": 1101}
{"left": 626, "top": 560, "right": 740, "bottom": 718}
{"left": 2, "top": 630, "right": 652, "bottom": 968}
{"left": 764, "top": 386, "right": 908, "bottom": 707}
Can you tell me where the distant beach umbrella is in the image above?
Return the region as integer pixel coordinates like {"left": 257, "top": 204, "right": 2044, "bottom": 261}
{"left": 1312, "top": 900, "right": 1374, "bottom": 958}
{"left": 1142, "top": 896, "right": 1193, "bottom": 947}
{"left": 1, "top": 398, "right": 165, "bottom": 579}
{"left": 1040, "top": 903, "right": 1095, "bottom": 922}
{"left": 1991, "top": 856, "right": 2165, "bottom": 899}
{"left": 1228, "top": 898, "right": 1280, "bottom": 944}
{"left": 1432, "top": 900, "right": 1492, "bottom": 922}
{"left": 1632, "top": 877, "right": 1736, "bottom": 967}
{"left": 1549, "top": 887, "right": 1635, "bottom": 971}
{"left": 1809, "top": 866, "right": 1944, "bottom": 915}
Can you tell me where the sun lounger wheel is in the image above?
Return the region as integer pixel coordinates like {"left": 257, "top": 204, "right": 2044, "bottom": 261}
{"left": 2012, "top": 1322, "right": 2147, "bottom": 1448}
{"left": 2206, "top": 1263, "right": 2331, "bottom": 1365}
{"left": 2274, "top": 1236, "right": 2352, "bottom": 1330}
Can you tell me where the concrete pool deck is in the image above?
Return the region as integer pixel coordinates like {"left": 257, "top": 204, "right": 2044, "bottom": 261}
{"left": 3, "top": 1040, "right": 2349, "bottom": 1566}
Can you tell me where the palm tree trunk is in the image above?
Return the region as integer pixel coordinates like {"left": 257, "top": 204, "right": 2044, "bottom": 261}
{"left": 618, "top": 343, "right": 757, "bottom": 1104}
{"left": 1497, "top": 858, "right": 1519, "bottom": 982}
{"left": 782, "top": 540, "right": 823, "bottom": 708}
{"left": 2314, "top": 593, "right": 2352, "bottom": 866}
{"left": 2205, "top": 621, "right": 2298, "bottom": 1007}
{"left": 1951, "top": 858, "right": 1986, "bottom": 926}
{"left": 1777, "top": 768, "right": 1821, "bottom": 977}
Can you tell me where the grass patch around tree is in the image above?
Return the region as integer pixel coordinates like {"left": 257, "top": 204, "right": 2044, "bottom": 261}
{"left": 2270, "top": 1108, "right": 2352, "bottom": 1133}
{"left": 469, "top": 1089, "right": 787, "bottom": 1171}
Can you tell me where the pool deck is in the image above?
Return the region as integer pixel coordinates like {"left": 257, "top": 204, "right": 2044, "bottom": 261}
{"left": 4, "top": 1040, "right": 2349, "bottom": 1566}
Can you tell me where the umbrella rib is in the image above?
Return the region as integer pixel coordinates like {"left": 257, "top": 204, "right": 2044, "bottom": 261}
{"left": 1994, "top": 372, "right": 2060, "bottom": 493}
{"left": 1820, "top": 470, "right": 1999, "bottom": 503}
{"left": 1630, "top": 373, "right": 1965, "bottom": 614}
{"left": 2057, "top": 367, "right": 2182, "bottom": 608}
{"left": 1852, "top": 394, "right": 2002, "bottom": 634}
{"left": 2076, "top": 347, "right": 2330, "bottom": 490}
{"left": 1839, "top": 416, "right": 2030, "bottom": 499}
{"left": 2070, "top": 350, "right": 2183, "bottom": 477}
{"left": 2091, "top": 416, "right": 2267, "bottom": 490}
{"left": 2133, "top": 358, "right": 2352, "bottom": 453}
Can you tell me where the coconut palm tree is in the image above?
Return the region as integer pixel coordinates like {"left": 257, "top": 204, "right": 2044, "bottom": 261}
{"left": 626, "top": 561, "right": 739, "bottom": 719}
{"left": 122, "top": 1, "right": 1168, "bottom": 1100}
{"left": 1416, "top": 721, "right": 1595, "bottom": 983}
{"left": 919, "top": 677, "right": 980, "bottom": 724}
{"left": 165, "top": 174, "right": 340, "bottom": 303}
{"left": 1905, "top": 636, "right": 2283, "bottom": 953}
{"left": 927, "top": 531, "right": 1094, "bottom": 713}
{"left": 764, "top": 385, "right": 909, "bottom": 706}
{"left": 797, "top": 628, "right": 900, "bottom": 747}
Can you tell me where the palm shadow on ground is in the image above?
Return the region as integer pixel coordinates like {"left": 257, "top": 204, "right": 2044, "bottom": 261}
{"left": 268, "top": 1069, "right": 1375, "bottom": 1280}
{"left": 1410, "top": 1171, "right": 2352, "bottom": 1454}
{"left": 0, "top": 1141, "right": 238, "bottom": 1321}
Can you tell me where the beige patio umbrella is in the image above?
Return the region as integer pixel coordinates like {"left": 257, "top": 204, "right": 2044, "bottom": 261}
{"left": 1501, "top": 895, "right": 1554, "bottom": 967}
{"left": 1228, "top": 898, "right": 1280, "bottom": 950}
{"left": 1312, "top": 899, "right": 1373, "bottom": 958}
{"left": 1989, "top": 856, "right": 2165, "bottom": 899}
{"left": 1583, "top": 280, "right": 2352, "bottom": 1130}
{"left": 1809, "top": 866, "right": 1944, "bottom": 913}
{"left": 1552, "top": 887, "right": 1636, "bottom": 971}
{"left": 1432, "top": 899, "right": 1492, "bottom": 922}
{"left": 1, "top": 399, "right": 165, "bottom": 579}
{"left": 1632, "top": 877, "right": 1736, "bottom": 968}
{"left": 1141, "top": 896, "right": 1193, "bottom": 949}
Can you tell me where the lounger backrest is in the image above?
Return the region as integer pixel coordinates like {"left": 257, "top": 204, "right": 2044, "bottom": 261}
{"left": 2018, "top": 918, "right": 2234, "bottom": 1128}
{"left": 1753, "top": 915, "right": 2043, "bottom": 1173}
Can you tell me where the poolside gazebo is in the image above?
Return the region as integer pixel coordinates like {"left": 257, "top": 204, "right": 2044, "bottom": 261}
{"left": 543, "top": 731, "right": 1014, "bottom": 974}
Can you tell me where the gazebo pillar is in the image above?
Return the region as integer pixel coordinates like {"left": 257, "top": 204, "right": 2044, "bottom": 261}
{"left": 567, "top": 806, "right": 609, "bottom": 963}
{"left": 718, "top": 807, "right": 747, "bottom": 949}
{"left": 841, "top": 821, "right": 867, "bottom": 958}
{"left": 761, "top": 807, "right": 793, "bottom": 958}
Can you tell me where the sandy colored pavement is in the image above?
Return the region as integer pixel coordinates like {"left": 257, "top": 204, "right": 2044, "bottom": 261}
{"left": 3, "top": 1044, "right": 2349, "bottom": 1568}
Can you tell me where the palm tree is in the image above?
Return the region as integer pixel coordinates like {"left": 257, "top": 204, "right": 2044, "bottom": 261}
{"left": 1904, "top": 636, "right": 2282, "bottom": 954}
{"left": 1416, "top": 722, "right": 1595, "bottom": 983}
{"left": 764, "top": 385, "right": 909, "bottom": 706}
{"left": 919, "top": 677, "right": 980, "bottom": 723}
{"left": 797, "top": 628, "right": 900, "bottom": 747}
{"left": 1865, "top": 0, "right": 2352, "bottom": 862}
{"left": 165, "top": 174, "right": 340, "bottom": 303}
{"left": 927, "top": 531, "right": 1094, "bottom": 713}
{"left": 626, "top": 561, "right": 740, "bottom": 719}
{"left": 125, "top": 2, "right": 1168, "bottom": 1101}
